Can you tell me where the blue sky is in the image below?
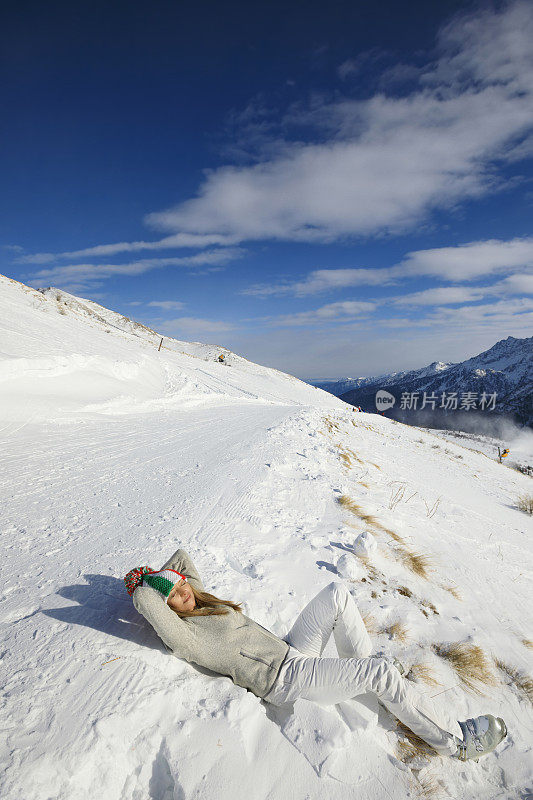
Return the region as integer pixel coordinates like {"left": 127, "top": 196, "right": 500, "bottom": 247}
{"left": 2, "top": 0, "right": 532, "bottom": 378}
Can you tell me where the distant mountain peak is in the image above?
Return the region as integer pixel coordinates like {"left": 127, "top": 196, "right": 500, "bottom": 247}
{"left": 309, "top": 336, "right": 532, "bottom": 426}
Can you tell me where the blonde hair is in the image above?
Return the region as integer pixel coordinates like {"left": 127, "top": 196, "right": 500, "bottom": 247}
{"left": 170, "top": 584, "right": 243, "bottom": 618}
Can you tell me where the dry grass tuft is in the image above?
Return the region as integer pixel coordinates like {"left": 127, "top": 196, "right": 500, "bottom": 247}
{"left": 400, "top": 549, "right": 432, "bottom": 579}
{"left": 406, "top": 663, "right": 441, "bottom": 688}
{"left": 522, "top": 639, "right": 533, "bottom": 650}
{"left": 357, "top": 555, "right": 383, "bottom": 582}
{"left": 416, "top": 774, "right": 445, "bottom": 799}
{"left": 358, "top": 481, "right": 369, "bottom": 489}
{"left": 362, "top": 613, "right": 378, "bottom": 635}
{"left": 337, "top": 495, "right": 378, "bottom": 526}
{"left": 339, "top": 495, "right": 406, "bottom": 543}
{"left": 380, "top": 621, "right": 410, "bottom": 643}
{"left": 339, "top": 451, "right": 352, "bottom": 469}
{"left": 396, "top": 721, "right": 439, "bottom": 763}
{"left": 337, "top": 443, "right": 364, "bottom": 468}
{"left": 494, "top": 658, "right": 533, "bottom": 704}
{"left": 386, "top": 529, "right": 407, "bottom": 545}
{"left": 432, "top": 642, "right": 497, "bottom": 694}
{"left": 421, "top": 600, "right": 439, "bottom": 616}
{"left": 389, "top": 483, "right": 407, "bottom": 510}
{"left": 397, "top": 585, "right": 413, "bottom": 598}
{"left": 337, "top": 495, "right": 432, "bottom": 579}
{"left": 423, "top": 497, "right": 441, "bottom": 519}
{"left": 517, "top": 493, "right": 533, "bottom": 515}
{"left": 396, "top": 737, "right": 423, "bottom": 764}
{"left": 345, "top": 446, "right": 363, "bottom": 464}
{"left": 441, "top": 584, "right": 462, "bottom": 600}
{"left": 323, "top": 415, "right": 340, "bottom": 433}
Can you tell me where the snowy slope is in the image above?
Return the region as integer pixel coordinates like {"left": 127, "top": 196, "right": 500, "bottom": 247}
{"left": 1, "top": 275, "right": 532, "bottom": 800}
{"left": 1, "top": 275, "right": 334, "bottom": 422}
{"left": 428, "top": 427, "right": 533, "bottom": 475}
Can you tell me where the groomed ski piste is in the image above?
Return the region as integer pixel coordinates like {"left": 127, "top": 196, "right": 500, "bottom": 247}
{"left": 1, "top": 274, "right": 532, "bottom": 800}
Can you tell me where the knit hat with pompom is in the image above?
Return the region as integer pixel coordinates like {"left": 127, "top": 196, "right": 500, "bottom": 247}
{"left": 124, "top": 566, "right": 186, "bottom": 600}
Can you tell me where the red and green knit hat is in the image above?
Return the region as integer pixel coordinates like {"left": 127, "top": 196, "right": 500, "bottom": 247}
{"left": 124, "top": 566, "right": 186, "bottom": 600}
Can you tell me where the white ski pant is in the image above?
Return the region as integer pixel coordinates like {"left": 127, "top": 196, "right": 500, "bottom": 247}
{"left": 263, "top": 582, "right": 458, "bottom": 756}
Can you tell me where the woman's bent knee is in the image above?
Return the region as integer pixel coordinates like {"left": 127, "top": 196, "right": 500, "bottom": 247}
{"left": 329, "top": 581, "right": 349, "bottom": 603}
{"left": 365, "top": 658, "right": 404, "bottom": 699}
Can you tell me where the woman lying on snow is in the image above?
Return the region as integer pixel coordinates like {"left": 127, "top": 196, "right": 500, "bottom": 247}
{"left": 124, "top": 548, "right": 507, "bottom": 762}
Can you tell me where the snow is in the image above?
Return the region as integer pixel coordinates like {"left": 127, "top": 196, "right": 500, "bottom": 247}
{"left": 428, "top": 427, "right": 533, "bottom": 473}
{"left": 352, "top": 531, "right": 378, "bottom": 558}
{"left": 336, "top": 552, "right": 367, "bottom": 581}
{"left": 1, "top": 273, "right": 532, "bottom": 800}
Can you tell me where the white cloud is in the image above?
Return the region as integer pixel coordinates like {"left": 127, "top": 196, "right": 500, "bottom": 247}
{"left": 243, "top": 267, "right": 398, "bottom": 297}
{"left": 17, "top": 233, "right": 241, "bottom": 264}
{"left": 258, "top": 285, "right": 531, "bottom": 333}
{"left": 218, "top": 313, "right": 532, "bottom": 379}
{"left": 243, "top": 238, "right": 533, "bottom": 297}
{"left": 269, "top": 300, "right": 376, "bottom": 327}
{"left": 495, "top": 272, "right": 533, "bottom": 294}
{"left": 384, "top": 297, "right": 533, "bottom": 329}
{"left": 24, "top": 248, "right": 244, "bottom": 292}
{"left": 147, "top": 300, "right": 185, "bottom": 310}
{"left": 391, "top": 274, "right": 533, "bottom": 306}
{"left": 504, "top": 132, "right": 533, "bottom": 162}
{"left": 144, "top": 2, "right": 533, "bottom": 244}
{"left": 432, "top": 296, "right": 533, "bottom": 322}
{"left": 337, "top": 50, "right": 386, "bottom": 81}
{"left": 338, "top": 59, "right": 359, "bottom": 80}
{"left": 423, "top": 0, "right": 533, "bottom": 91}
{"left": 379, "top": 63, "right": 422, "bottom": 88}
{"left": 393, "top": 286, "right": 487, "bottom": 306}
{"left": 400, "top": 238, "right": 533, "bottom": 281}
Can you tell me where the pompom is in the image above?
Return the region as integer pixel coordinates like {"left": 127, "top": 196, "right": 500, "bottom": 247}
{"left": 124, "top": 566, "right": 154, "bottom": 597}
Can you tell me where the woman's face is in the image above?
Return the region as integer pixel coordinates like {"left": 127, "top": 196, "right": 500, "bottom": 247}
{"left": 167, "top": 579, "right": 196, "bottom": 613}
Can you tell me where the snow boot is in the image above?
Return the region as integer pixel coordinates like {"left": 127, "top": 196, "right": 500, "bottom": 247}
{"left": 452, "top": 715, "right": 507, "bottom": 761}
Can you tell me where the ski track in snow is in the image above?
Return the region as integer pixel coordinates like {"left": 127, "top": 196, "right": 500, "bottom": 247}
{"left": 1, "top": 275, "right": 532, "bottom": 800}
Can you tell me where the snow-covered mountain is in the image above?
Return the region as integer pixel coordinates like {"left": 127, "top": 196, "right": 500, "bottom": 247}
{"left": 309, "top": 338, "right": 532, "bottom": 427}
{"left": 1, "top": 274, "right": 532, "bottom": 800}
{"left": 310, "top": 361, "right": 454, "bottom": 399}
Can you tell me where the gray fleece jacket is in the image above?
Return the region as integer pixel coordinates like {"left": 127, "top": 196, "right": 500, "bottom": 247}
{"left": 132, "top": 547, "right": 290, "bottom": 699}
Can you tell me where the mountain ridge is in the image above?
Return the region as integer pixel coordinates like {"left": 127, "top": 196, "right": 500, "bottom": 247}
{"left": 308, "top": 336, "right": 532, "bottom": 427}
